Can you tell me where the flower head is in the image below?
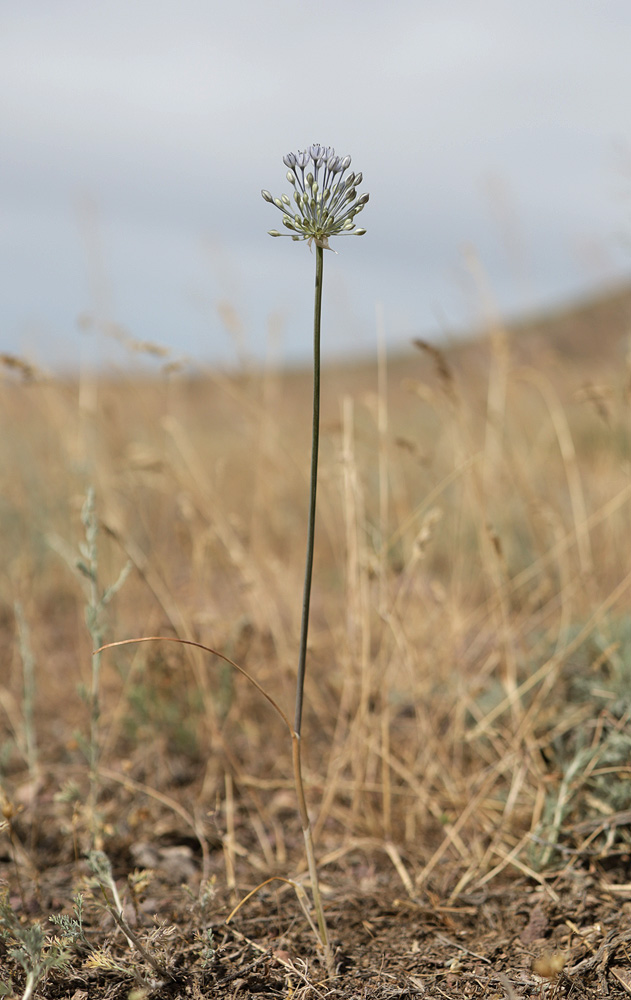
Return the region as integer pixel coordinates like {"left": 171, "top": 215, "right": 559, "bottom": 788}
{"left": 262, "top": 144, "right": 368, "bottom": 250}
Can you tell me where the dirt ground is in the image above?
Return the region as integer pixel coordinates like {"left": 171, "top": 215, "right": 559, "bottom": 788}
{"left": 3, "top": 774, "right": 631, "bottom": 999}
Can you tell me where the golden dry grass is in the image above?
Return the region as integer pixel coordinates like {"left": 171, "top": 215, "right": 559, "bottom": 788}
{"left": 2, "top": 281, "right": 631, "bottom": 908}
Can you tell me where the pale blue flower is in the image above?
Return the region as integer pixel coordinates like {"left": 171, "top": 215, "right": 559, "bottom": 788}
{"left": 262, "top": 144, "right": 368, "bottom": 250}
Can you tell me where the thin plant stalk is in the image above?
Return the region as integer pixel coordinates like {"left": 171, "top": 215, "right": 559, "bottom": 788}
{"left": 72, "top": 488, "right": 131, "bottom": 843}
{"left": 292, "top": 243, "right": 331, "bottom": 967}
{"left": 263, "top": 144, "right": 368, "bottom": 973}
{"left": 81, "top": 489, "right": 104, "bottom": 834}
{"left": 295, "top": 244, "right": 323, "bottom": 738}
{"left": 13, "top": 602, "right": 38, "bottom": 783}
{"left": 292, "top": 734, "right": 330, "bottom": 959}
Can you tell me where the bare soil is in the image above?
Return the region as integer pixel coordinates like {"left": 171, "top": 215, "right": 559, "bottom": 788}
{"left": 3, "top": 714, "right": 631, "bottom": 1000}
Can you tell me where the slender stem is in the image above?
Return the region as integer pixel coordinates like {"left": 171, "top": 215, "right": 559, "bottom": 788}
{"left": 291, "top": 244, "right": 333, "bottom": 974}
{"left": 294, "top": 244, "right": 323, "bottom": 737}
{"left": 292, "top": 733, "right": 331, "bottom": 966}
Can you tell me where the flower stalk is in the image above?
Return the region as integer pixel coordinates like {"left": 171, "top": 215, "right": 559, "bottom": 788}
{"left": 262, "top": 144, "right": 368, "bottom": 974}
{"left": 294, "top": 242, "right": 323, "bottom": 737}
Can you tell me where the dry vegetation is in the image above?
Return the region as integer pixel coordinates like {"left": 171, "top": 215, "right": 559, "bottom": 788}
{"left": 2, "top": 283, "right": 631, "bottom": 997}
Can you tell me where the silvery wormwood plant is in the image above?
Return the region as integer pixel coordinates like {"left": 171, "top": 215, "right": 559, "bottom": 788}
{"left": 262, "top": 144, "right": 369, "bottom": 971}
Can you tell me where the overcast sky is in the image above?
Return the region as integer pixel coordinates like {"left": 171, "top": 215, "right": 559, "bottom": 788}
{"left": 2, "top": 1, "right": 631, "bottom": 371}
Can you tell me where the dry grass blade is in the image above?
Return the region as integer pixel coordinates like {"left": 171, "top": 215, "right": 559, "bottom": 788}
{"left": 94, "top": 635, "right": 293, "bottom": 732}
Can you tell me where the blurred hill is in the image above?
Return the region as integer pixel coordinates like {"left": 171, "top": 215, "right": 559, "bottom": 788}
{"left": 502, "top": 281, "right": 631, "bottom": 364}
{"left": 307, "top": 281, "right": 631, "bottom": 409}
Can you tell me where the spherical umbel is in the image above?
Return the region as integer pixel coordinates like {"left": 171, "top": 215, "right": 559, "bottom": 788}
{"left": 262, "top": 144, "right": 368, "bottom": 250}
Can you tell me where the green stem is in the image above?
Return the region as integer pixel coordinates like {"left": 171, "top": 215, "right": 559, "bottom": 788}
{"left": 294, "top": 244, "right": 323, "bottom": 737}
{"left": 292, "top": 244, "right": 333, "bottom": 974}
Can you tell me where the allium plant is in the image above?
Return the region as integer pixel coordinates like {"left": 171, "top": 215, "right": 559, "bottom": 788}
{"left": 262, "top": 144, "right": 369, "bottom": 970}
{"left": 97, "top": 145, "right": 368, "bottom": 978}
{"left": 262, "top": 143, "right": 368, "bottom": 251}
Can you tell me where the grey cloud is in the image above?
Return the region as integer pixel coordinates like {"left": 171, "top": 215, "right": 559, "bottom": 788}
{"left": 1, "top": 0, "right": 630, "bottom": 368}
